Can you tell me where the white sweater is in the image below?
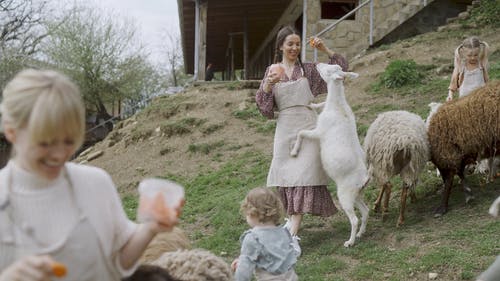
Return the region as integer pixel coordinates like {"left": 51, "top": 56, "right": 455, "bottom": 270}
{"left": 0, "top": 161, "right": 138, "bottom": 277}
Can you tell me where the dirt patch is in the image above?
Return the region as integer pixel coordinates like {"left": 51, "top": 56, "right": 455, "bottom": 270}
{"left": 80, "top": 25, "right": 500, "bottom": 196}
{"left": 78, "top": 84, "right": 273, "bottom": 193}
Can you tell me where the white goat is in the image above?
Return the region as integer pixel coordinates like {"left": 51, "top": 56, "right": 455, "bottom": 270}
{"left": 290, "top": 63, "right": 369, "bottom": 247}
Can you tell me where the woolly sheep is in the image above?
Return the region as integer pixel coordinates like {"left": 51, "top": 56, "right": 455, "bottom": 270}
{"left": 428, "top": 81, "right": 500, "bottom": 216}
{"left": 122, "top": 264, "right": 176, "bottom": 281}
{"left": 290, "top": 63, "right": 369, "bottom": 247}
{"left": 364, "top": 110, "right": 430, "bottom": 226}
{"left": 428, "top": 102, "right": 500, "bottom": 183}
{"left": 151, "top": 249, "right": 232, "bottom": 281}
{"left": 140, "top": 227, "right": 191, "bottom": 263}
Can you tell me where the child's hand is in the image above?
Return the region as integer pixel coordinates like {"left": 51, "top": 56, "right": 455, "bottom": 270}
{"left": 0, "top": 255, "right": 56, "bottom": 281}
{"left": 231, "top": 258, "right": 239, "bottom": 272}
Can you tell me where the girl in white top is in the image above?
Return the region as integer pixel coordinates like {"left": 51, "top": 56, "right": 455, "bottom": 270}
{"left": 447, "top": 36, "right": 490, "bottom": 101}
{"left": 0, "top": 69, "right": 178, "bottom": 281}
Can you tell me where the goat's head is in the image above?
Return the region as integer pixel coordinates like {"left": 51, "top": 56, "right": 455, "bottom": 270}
{"left": 316, "top": 63, "right": 359, "bottom": 82}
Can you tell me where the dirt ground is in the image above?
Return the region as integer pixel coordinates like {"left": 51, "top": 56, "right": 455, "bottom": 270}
{"left": 79, "top": 24, "right": 500, "bottom": 194}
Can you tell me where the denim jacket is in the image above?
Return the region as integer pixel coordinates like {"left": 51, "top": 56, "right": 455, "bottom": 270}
{"left": 234, "top": 226, "right": 299, "bottom": 281}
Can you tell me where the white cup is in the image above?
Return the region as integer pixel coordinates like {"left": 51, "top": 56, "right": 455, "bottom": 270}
{"left": 137, "top": 178, "right": 185, "bottom": 223}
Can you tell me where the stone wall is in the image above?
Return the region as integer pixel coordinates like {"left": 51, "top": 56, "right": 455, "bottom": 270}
{"left": 304, "top": 0, "right": 469, "bottom": 62}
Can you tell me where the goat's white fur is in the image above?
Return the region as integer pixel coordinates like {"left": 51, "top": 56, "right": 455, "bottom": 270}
{"left": 489, "top": 196, "right": 500, "bottom": 217}
{"left": 290, "top": 63, "right": 369, "bottom": 247}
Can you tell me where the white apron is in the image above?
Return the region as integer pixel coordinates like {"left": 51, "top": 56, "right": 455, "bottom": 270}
{"left": 267, "top": 78, "right": 329, "bottom": 187}
{"left": 0, "top": 170, "right": 121, "bottom": 281}
{"left": 459, "top": 67, "right": 485, "bottom": 98}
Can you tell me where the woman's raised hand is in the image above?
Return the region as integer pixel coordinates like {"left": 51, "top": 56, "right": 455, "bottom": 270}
{"left": 309, "top": 37, "right": 328, "bottom": 52}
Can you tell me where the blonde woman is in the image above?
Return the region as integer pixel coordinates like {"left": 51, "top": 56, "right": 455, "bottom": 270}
{"left": 0, "top": 69, "right": 177, "bottom": 281}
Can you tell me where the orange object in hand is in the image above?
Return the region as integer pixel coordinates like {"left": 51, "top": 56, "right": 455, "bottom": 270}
{"left": 309, "top": 38, "right": 315, "bottom": 47}
{"left": 51, "top": 262, "right": 67, "bottom": 277}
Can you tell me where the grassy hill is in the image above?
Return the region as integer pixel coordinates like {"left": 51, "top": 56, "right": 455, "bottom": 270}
{"left": 81, "top": 10, "right": 500, "bottom": 281}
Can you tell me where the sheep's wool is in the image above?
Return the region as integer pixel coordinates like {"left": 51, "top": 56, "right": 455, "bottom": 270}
{"left": 428, "top": 81, "right": 500, "bottom": 171}
{"left": 152, "top": 249, "right": 232, "bottom": 281}
{"left": 364, "top": 110, "right": 430, "bottom": 186}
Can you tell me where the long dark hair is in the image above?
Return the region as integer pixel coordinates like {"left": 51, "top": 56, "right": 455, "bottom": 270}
{"left": 273, "top": 25, "right": 305, "bottom": 74}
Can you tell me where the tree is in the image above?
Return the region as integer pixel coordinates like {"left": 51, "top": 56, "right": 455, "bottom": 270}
{"left": 0, "top": 0, "right": 49, "bottom": 55}
{"left": 43, "top": 4, "right": 160, "bottom": 119}
{"left": 160, "top": 28, "right": 185, "bottom": 87}
{"left": 0, "top": 0, "right": 51, "bottom": 88}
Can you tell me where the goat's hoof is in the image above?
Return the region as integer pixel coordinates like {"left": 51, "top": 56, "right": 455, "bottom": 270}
{"left": 290, "top": 152, "right": 297, "bottom": 157}
{"left": 343, "top": 241, "right": 354, "bottom": 247}
{"left": 355, "top": 232, "right": 364, "bottom": 238}
{"left": 465, "top": 195, "right": 474, "bottom": 204}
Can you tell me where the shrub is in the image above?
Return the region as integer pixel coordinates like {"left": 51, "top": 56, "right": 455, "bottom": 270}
{"left": 469, "top": 0, "right": 500, "bottom": 27}
{"left": 380, "top": 59, "right": 423, "bottom": 88}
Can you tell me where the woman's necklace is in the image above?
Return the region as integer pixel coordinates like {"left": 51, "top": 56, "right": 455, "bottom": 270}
{"left": 281, "top": 61, "right": 296, "bottom": 78}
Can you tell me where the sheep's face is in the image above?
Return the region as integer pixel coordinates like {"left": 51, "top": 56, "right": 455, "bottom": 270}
{"left": 316, "top": 63, "right": 359, "bottom": 82}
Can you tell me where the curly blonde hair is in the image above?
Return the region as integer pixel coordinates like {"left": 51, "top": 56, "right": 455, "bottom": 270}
{"left": 240, "top": 187, "right": 284, "bottom": 225}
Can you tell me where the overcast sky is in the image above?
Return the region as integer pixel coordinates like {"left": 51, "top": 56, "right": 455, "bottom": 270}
{"left": 74, "top": 0, "right": 180, "bottom": 62}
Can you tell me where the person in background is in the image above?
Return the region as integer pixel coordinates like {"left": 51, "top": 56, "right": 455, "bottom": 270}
{"left": 231, "top": 187, "right": 300, "bottom": 281}
{"left": 256, "top": 25, "right": 348, "bottom": 240}
{"left": 205, "top": 63, "right": 215, "bottom": 81}
{"left": 447, "top": 36, "right": 489, "bottom": 101}
{"left": 0, "top": 69, "right": 178, "bottom": 281}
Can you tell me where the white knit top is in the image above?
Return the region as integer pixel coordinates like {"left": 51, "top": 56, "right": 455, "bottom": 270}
{"left": 9, "top": 161, "right": 79, "bottom": 247}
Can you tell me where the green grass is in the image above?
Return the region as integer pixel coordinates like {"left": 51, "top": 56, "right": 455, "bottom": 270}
{"left": 233, "top": 104, "right": 276, "bottom": 134}
{"left": 119, "top": 11, "right": 500, "bottom": 279}
{"left": 121, "top": 146, "right": 499, "bottom": 280}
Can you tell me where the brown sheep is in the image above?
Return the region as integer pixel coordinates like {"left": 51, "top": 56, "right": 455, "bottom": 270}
{"left": 428, "top": 81, "right": 500, "bottom": 216}
{"left": 140, "top": 227, "right": 191, "bottom": 263}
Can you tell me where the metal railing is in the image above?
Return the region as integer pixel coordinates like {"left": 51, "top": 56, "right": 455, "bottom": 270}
{"left": 313, "top": 0, "right": 373, "bottom": 62}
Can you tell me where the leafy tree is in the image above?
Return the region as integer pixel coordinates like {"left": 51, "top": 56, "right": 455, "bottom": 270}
{"left": 0, "top": 0, "right": 52, "bottom": 88}
{"left": 42, "top": 4, "right": 160, "bottom": 118}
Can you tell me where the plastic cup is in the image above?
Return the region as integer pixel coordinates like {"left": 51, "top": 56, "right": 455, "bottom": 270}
{"left": 137, "top": 178, "right": 185, "bottom": 224}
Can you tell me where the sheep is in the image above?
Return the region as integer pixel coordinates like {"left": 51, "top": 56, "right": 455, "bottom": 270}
{"left": 122, "top": 265, "right": 177, "bottom": 281}
{"left": 290, "top": 63, "right": 369, "bottom": 247}
{"left": 364, "top": 110, "right": 430, "bottom": 226}
{"left": 427, "top": 81, "right": 500, "bottom": 216}
{"left": 428, "top": 102, "right": 500, "bottom": 184}
{"left": 475, "top": 157, "right": 500, "bottom": 182}
{"left": 140, "top": 227, "right": 191, "bottom": 263}
{"left": 151, "top": 249, "right": 232, "bottom": 281}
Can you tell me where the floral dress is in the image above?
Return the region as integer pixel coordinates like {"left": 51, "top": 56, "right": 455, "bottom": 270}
{"left": 255, "top": 54, "right": 348, "bottom": 216}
